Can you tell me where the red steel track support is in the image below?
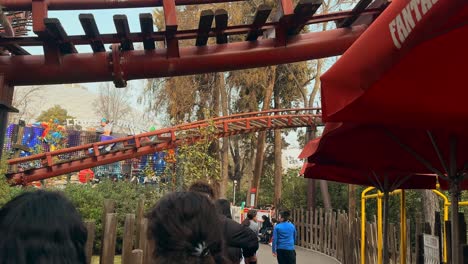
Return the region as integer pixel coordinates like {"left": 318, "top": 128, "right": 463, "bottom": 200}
{"left": 0, "top": 25, "right": 366, "bottom": 85}
{"left": 7, "top": 108, "right": 321, "bottom": 185}
{"left": 1, "top": 0, "right": 245, "bottom": 10}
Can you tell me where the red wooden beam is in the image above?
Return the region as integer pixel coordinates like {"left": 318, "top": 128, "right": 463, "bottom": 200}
{"left": 0, "top": 25, "right": 366, "bottom": 85}
{"left": 0, "top": 0, "right": 246, "bottom": 11}
{"left": 0, "top": 8, "right": 384, "bottom": 47}
{"left": 163, "top": 0, "right": 179, "bottom": 57}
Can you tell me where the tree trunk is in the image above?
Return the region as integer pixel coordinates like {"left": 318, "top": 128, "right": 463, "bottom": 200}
{"left": 309, "top": 57, "right": 332, "bottom": 210}
{"left": 211, "top": 73, "right": 221, "bottom": 197}
{"left": 246, "top": 137, "right": 257, "bottom": 206}
{"left": 273, "top": 89, "right": 282, "bottom": 208}
{"left": 305, "top": 127, "right": 316, "bottom": 210}
{"left": 250, "top": 66, "right": 276, "bottom": 207}
{"left": 421, "top": 189, "right": 440, "bottom": 234}
{"left": 218, "top": 72, "right": 230, "bottom": 198}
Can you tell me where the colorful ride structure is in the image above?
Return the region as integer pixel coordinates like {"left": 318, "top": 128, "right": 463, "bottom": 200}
{"left": 6, "top": 108, "right": 320, "bottom": 185}
{"left": 4, "top": 120, "right": 169, "bottom": 184}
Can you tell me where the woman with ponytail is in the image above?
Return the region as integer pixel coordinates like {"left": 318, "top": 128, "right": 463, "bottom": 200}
{"left": 147, "top": 191, "right": 230, "bottom": 264}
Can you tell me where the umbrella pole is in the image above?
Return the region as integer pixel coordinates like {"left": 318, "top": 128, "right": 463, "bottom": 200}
{"left": 449, "top": 136, "right": 461, "bottom": 264}
{"left": 450, "top": 183, "right": 460, "bottom": 264}
{"left": 382, "top": 190, "right": 390, "bottom": 264}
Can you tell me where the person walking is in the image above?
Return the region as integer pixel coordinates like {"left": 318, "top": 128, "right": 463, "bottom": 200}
{"left": 272, "top": 210, "right": 296, "bottom": 264}
{"left": 241, "top": 210, "right": 260, "bottom": 237}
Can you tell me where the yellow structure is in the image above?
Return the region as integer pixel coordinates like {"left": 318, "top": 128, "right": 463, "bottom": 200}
{"left": 360, "top": 187, "right": 405, "bottom": 264}
{"left": 431, "top": 187, "right": 468, "bottom": 263}
{"left": 361, "top": 185, "right": 467, "bottom": 264}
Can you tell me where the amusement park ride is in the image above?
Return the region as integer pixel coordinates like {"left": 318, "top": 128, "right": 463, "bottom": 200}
{"left": 0, "top": 0, "right": 390, "bottom": 183}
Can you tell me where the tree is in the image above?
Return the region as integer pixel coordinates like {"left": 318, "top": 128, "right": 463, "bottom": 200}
{"left": 9, "top": 86, "right": 43, "bottom": 124}
{"left": 93, "top": 83, "right": 132, "bottom": 125}
{"left": 36, "top": 105, "right": 74, "bottom": 124}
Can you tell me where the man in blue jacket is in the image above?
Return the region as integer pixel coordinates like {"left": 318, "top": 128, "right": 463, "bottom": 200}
{"left": 272, "top": 210, "right": 296, "bottom": 264}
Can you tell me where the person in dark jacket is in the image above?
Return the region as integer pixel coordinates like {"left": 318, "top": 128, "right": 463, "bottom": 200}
{"left": 259, "top": 215, "right": 273, "bottom": 244}
{"left": 190, "top": 182, "right": 259, "bottom": 264}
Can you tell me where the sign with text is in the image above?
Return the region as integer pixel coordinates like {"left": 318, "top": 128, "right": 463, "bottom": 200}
{"left": 422, "top": 234, "right": 439, "bottom": 264}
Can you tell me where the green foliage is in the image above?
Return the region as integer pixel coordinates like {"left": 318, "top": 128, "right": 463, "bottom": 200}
{"left": 61, "top": 180, "right": 161, "bottom": 253}
{"left": 36, "top": 105, "right": 74, "bottom": 124}
{"left": 0, "top": 158, "right": 23, "bottom": 207}
{"left": 164, "top": 121, "right": 221, "bottom": 189}
{"left": 279, "top": 168, "right": 308, "bottom": 209}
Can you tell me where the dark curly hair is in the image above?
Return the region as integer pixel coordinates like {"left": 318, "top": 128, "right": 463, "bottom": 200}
{"left": 147, "top": 192, "right": 228, "bottom": 264}
{"left": 188, "top": 181, "right": 216, "bottom": 199}
{"left": 0, "top": 190, "right": 87, "bottom": 264}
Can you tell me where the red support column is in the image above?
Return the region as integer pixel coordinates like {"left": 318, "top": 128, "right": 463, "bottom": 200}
{"left": 32, "top": 0, "right": 61, "bottom": 64}
{"left": 163, "top": 0, "right": 179, "bottom": 58}
{"left": 275, "top": 0, "right": 294, "bottom": 46}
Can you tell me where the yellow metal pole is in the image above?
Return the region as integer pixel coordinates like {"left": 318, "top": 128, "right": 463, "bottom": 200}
{"left": 400, "top": 190, "right": 406, "bottom": 264}
{"left": 432, "top": 189, "right": 450, "bottom": 263}
{"left": 377, "top": 192, "right": 383, "bottom": 264}
{"left": 361, "top": 194, "right": 366, "bottom": 264}
{"left": 361, "top": 187, "right": 375, "bottom": 264}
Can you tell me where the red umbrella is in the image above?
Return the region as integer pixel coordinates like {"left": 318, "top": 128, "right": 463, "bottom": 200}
{"left": 321, "top": 0, "right": 468, "bottom": 128}
{"left": 300, "top": 123, "right": 468, "bottom": 191}
{"left": 301, "top": 162, "right": 445, "bottom": 190}
{"left": 317, "top": 0, "right": 468, "bottom": 261}
{"left": 300, "top": 122, "right": 468, "bottom": 263}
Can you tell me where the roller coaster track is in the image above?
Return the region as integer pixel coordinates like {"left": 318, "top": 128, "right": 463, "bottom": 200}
{"left": 7, "top": 108, "right": 321, "bottom": 185}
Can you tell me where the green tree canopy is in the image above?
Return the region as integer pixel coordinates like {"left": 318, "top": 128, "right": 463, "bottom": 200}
{"left": 36, "top": 105, "right": 74, "bottom": 124}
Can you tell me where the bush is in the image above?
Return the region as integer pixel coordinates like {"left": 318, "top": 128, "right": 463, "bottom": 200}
{"left": 60, "top": 180, "right": 161, "bottom": 253}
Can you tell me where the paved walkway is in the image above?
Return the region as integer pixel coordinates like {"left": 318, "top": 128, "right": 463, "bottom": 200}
{"left": 245, "top": 244, "right": 340, "bottom": 264}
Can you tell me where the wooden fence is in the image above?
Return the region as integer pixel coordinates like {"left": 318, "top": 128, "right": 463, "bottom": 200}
{"left": 85, "top": 200, "right": 467, "bottom": 264}
{"left": 292, "top": 208, "right": 413, "bottom": 264}
{"left": 84, "top": 199, "right": 152, "bottom": 264}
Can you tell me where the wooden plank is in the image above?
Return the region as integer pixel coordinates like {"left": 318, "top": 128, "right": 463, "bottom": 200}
{"left": 306, "top": 209, "right": 311, "bottom": 248}
{"left": 319, "top": 207, "right": 324, "bottom": 252}
{"left": 131, "top": 249, "right": 144, "bottom": 264}
{"left": 336, "top": 214, "right": 343, "bottom": 262}
{"left": 113, "top": 14, "right": 134, "bottom": 51}
{"left": 139, "top": 218, "right": 149, "bottom": 263}
{"left": 122, "top": 214, "right": 136, "bottom": 264}
{"left": 245, "top": 4, "right": 272, "bottom": 41}
{"left": 101, "top": 213, "right": 118, "bottom": 264}
{"left": 85, "top": 221, "right": 96, "bottom": 264}
{"left": 100, "top": 200, "right": 115, "bottom": 264}
{"left": 195, "top": 9, "right": 214, "bottom": 46}
{"left": 44, "top": 18, "right": 77, "bottom": 54}
{"left": 314, "top": 208, "right": 319, "bottom": 250}
{"left": 336, "top": 0, "right": 373, "bottom": 28}
{"left": 79, "top": 13, "right": 105, "bottom": 52}
{"left": 288, "top": 0, "right": 322, "bottom": 35}
{"left": 406, "top": 219, "right": 411, "bottom": 264}
{"left": 214, "top": 9, "right": 228, "bottom": 44}
{"left": 135, "top": 198, "right": 145, "bottom": 249}
{"left": 299, "top": 208, "right": 305, "bottom": 247}
{"left": 332, "top": 211, "right": 337, "bottom": 257}
{"left": 139, "top": 13, "right": 155, "bottom": 50}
